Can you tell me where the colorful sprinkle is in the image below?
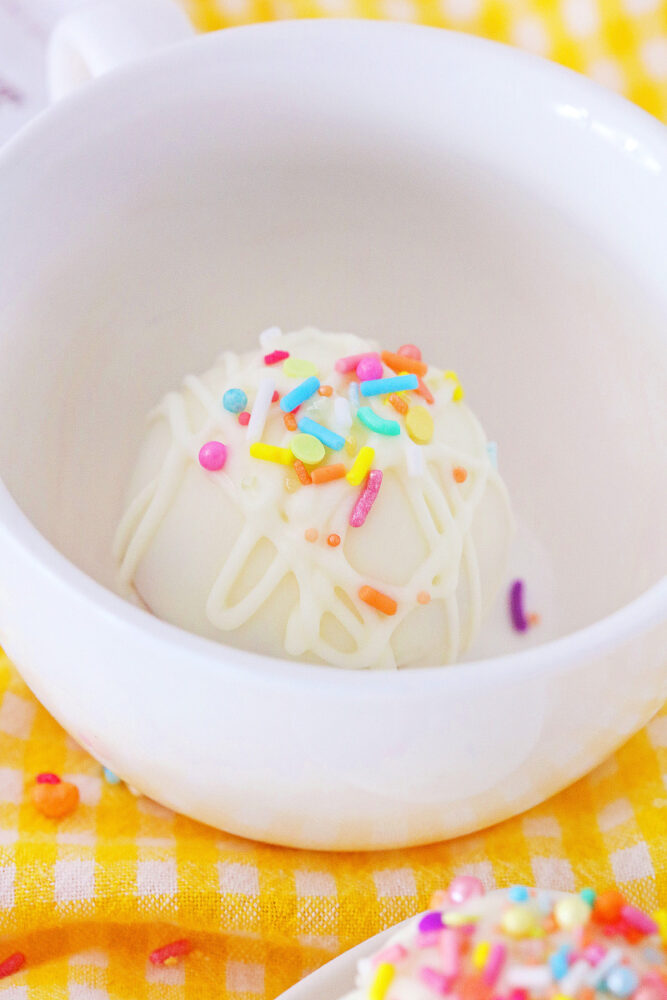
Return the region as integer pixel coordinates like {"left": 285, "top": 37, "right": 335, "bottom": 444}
{"left": 249, "top": 443, "right": 292, "bottom": 465}
{"left": 198, "top": 441, "right": 227, "bottom": 471}
{"left": 587, "top": 949, "right": 624, "bottom": 988}
{"left": 0, "top": 953, "right": 25, "bottom": 980}
{"left": 419, "top": 967, "right": 451, "bottom": 995}
{"left": 501, "top": 905, "right": 536, "bottom": 938}
{"left": 350, "top": 470, "right": 383, "bottom": 527}
{"left": 335, "top": 352, "right": 381, "bottom": 374}
{"left": 549, "top": 946, "right": 572, "bottom": 981}
{"left": 290, "top": 433, "right": 325, "bottom": 466}
{"left": 447, "top": 876, "right": 485, "bottom": 905}
{"left": 333, "top": 397, "right": 353, "bottom": 431}
{"left": 36, "top": 772, "right": 60, "bottom": 784}
{"left": 388, "top": 393, "right": 408, "bottom": 415}
{"left": 149, "top": 940, "right": 192, "bottom": 966}
{"left": 246, "top": 376, "right": 275, "bottom": 443}
{"left": 593, "top": 891, "right": 625, "bottom": 924}
{"left": 297, "top": 417, "right": 345, "bottom": 451}
{"left": 238, "top": 411, "right": 250, "bottom": 426}
{"left": 440, "top": 929, "right": 461, "bottom": 977}
{"left": 370, "top": 962, "right": 395, "bottom": 1000}
{"left": 381, "top": 350, "right": 427, "bottom": 376}
{"left": 283, "top": 412, "right": 298, "bottom": 432}
{"left": 509, "top": 579, "right": 529, "bottom": 633}
{"left": 293, "top": 460, "right": 312, "bottom": 485}
{"left": 419, "top": 912, "right": 445, "bottom": 934}
{"left": 271, "top": 390, "right": 280, "bottom": 403}
{"left": 483, "top": 943, "right": 507, "bottom": 987}
{"left": 304, "top": 528, "right": 318, "bottom": 543}
{"left": 33, "top": 780, "right": 79, "bottom": 819}
{"left": 280, "top": 376, "right": 320, "bottom": 413}
{"left": 283, "top": 357, "right": 318, "bottom": 379}
{"left": 406, "top": 405, "right": 434, "bottom": 444}
{"left": 509, "top": 886, "right": 530, "bottom": 902}
{"left": 473, "top": 941, "right": 491, "bottom": 969}
{"left": 346, "top": 446, "right": 375, "bottom": 485}
{"left": 327, "top": 533, "right": 341, "bottom": 547}
{"left": 222, "top": 387, "right": 248, "bottom": 413}
{"left": 416, "top": 375, "right": 435, "bottom": 404}
{"left": 580, "top": 888, "right": 597, "bottom": 907}
{"left": 360, "top": 374, "right": 418, "bottom": 397}
{"left": 318, "top": 384, "right": 333, "bottom": 396}
{"left": 312, "top": 463, "right": 347, "bottom": 484}
{"left": 103, "top": 767, "right": 121, "bottom": 785}
{"left": 607, "top": 967, "right": 640, "bottom": 998}
{"left": 453, "top": 466, "right": 468, "bottom": 483}
{"left": 417, "top": 591, "right": 431, "bottom": 604}
{"left": 372, "top": 944, "right": 408, "bottom": 968}
{"left": 356, "top": 355, "right": 384, "bottom": 381}
{"left": 445, "top": 370, "right": 464, "bottom": 401}
{"left": 357, "top": 407, "right": 400, "bottom": 436}
{"left": 359, "top": 586, "right": 397, "bottom": 616}
{"left": 264, "top": 349, "right": 289, "bottom": 365}
{"left": 620, "top": 905, "right": 659, "bottom": 936}
{"left": 398, "top": 344, "right": 422, "bottom": 360}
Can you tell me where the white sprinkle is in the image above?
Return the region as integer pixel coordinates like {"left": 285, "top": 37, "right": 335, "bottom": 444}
{"left": 259, "top": 326, "right": 282, "bottom": 348}
{"left": 560, "top": 960, "right": 590, "bottom": 996}
{"left": 506, "top": 965, "right": 553, "bottom": 991}
{"left": 405, "top": 439, "right": 425, "bottom": 477}
{"left": 246, "top": 376, "right": 275, "bottom": 443}
{"left": 537, "top": 891, "right": 553, "bottom": 914}
{"left": 333, "top": 396, "right": 353, "bottom": 432}
{"left": 348, "top": 382, "right": 360, "bottom": 411}
{"left": 587, "top": 948, "right": 623, "bottom": 988}
{"left": 486, "top": 441, "right": 498, "bottom": 470}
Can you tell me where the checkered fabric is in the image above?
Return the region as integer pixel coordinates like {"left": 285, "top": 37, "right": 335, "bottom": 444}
{"left": 182, "top": 0, "right": 667, "bottom": 121}
{"left": 1, "top": 648, "right": 667, "bottom": 998}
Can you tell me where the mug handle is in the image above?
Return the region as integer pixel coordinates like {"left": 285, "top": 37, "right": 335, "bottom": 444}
{"left": 47, "top": 0, "right": 196, "bottom": 102}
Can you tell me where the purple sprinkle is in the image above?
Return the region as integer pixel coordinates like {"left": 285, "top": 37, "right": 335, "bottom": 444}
{"left": 419, "top": 967, "right": 451, "bottom": 995}
{"left": 418, "top": 911, "right": 444, "bottom": 934}
{"left": 509, "top": 578, "right": 529, "bottom": 632}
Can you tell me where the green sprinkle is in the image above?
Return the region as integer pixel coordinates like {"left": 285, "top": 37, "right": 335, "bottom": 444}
{"left": 290, "top": 433, "right": 325, "bottom": 466}
{"left": 283, "top": 358, "right": 318, "bottom": 379}
{"left": 357, "top": 406, "right": 400, "bottom": 436}
{"left": 580, "top": 888, "right": 596, "bottom": 906}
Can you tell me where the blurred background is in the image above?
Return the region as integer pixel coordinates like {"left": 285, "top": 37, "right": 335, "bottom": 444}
{"left": 0, "top": 0, "right": 665, "bottom": 146}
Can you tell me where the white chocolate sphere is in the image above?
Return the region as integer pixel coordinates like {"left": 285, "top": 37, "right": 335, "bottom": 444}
{"left": 114, "top": 329, "right": 512, "bottom": 669}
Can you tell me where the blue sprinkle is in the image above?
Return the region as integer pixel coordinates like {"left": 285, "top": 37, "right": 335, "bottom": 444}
{"left": 103, "top": 767, "right": 121, "bottom": 785}
{"left": 606, "top": 967, "right": 639, "bottom": 998}
{"left": 280, "top": 376, "right": 320, "bottom": 413}
{"left": 580, "top": 888, "right": 596, "bottom": 907}
{"left": 360, "top": 374, "right": 418, "bottom": 397}
{"left": 223, "top": 387, "right": 248, "bottom": 413}
{"left": 509, "top": 885, "right": 529, "bottom": 902}
{"left": 486, "top": 441, "right": 498, "bottom": 470}
{"left": 549, "top": 945, "right": 571, "bottom": 981}
{"left": 297, "top": 417, "right": 345, "bottom": 451}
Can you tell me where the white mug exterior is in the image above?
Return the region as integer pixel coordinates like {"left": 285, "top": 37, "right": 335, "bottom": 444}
{"left": 0, "top": 19, "right": 665, "bottom": 849}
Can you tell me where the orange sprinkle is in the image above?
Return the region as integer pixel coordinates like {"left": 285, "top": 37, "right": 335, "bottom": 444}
{"left": 388, "top": 393, "right": 408, "bottom": 415}
{"left": 327, "top": 533, "right": 341, "bottom": 547}
{"left": 358, "top": 585, "right": 397, "bottom": 616}
{"left": 293, "top": 459, "right": 312, "bottom": 485}
{"left": 283, "top": 412, "right": 298, "bottom": 431}
{"left": 33, "top": 780, "right": 79, "bottom": 819}
{"left": 304, "top": 528, "right": 318, "bottom": 543}
{"left": 381, "top": 351, "right": 427, "bottom": 377}
{"left": 416, "top": 376, "right": 434, "bottom": 404}
{"left": 579, "top": 989, "right": 595, "bottom": 1000}
{"left": 453, "top": 466, "right": 468, "bottom": 483}
{"left": 417, "top": 591, "right": 431, "bottom": 605}
{"left": 528, "top": 612, "right": 541, "bottom": 627}
{"left": 311, "top": 463, "right": 346, "bottom": 485}
{"left": 318, "top": 385, "right": 333, "bottom": 396}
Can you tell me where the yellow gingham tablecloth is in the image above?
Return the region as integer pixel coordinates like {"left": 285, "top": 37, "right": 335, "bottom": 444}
{"left": 1, "top": 647, "right": 667, "bottom": 998}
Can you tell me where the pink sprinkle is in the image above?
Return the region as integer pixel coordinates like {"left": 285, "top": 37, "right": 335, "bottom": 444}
{"left": 271, "top": 390, "right": 280, "bottom": 403}
{"left": 356, "top": 356, "right": 383, "bottom": 381}
{"left": 583, "top": 945, "right": 607, "bottom": 966}
{"left": 198, "top": 441, "right": 227, "bottom": 471}
{"left": 509, "top": 579, "right": 529, "bottom": 632}
{"left": 447, "top": 876, "right": 485, "bottom": 905}
{"left": 440, "top": 929, "right": 461, "bottom": 977}
{"left": 149, "top": 939, "right": 191, "bottom": 965}
{"left": 335, "top": 352, "right": 381, "bottom": 374}
{"left": 398, "top": 344, "right": 422, "bottom": 361}
{"left": 0, "top": 953, "right": 25, "bottom": 980}
{"left": 483, "top": 943, "right": 507, "bottom": 987}
{"left": 417, "top": 931, "right": 443, "bottom": 949}
{"left": 238, "top": 411, "right": 251, "bottom": 426}
{"left": 264, "top": 350, "right": 289, "bottom": 365}
{"left": 509, "top": 990, "right": 528, "bottom": 1000}
{"left": 36, "top": 773, "right": 60, "bottom": 784}
{"left": 419, "top": 967, "right": 451, "bottom": 995}
{"left": 621, "top": 905, "right": 658, "bottom": 935}
{"left": 372, "top": 944, "right": 408, "bottom": 968}
{"left": 349, "top": 470, "right": 382, "bottom": 528}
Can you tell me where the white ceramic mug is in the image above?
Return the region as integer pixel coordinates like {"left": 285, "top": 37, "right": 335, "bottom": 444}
{"left": 0, "top": 0, "right": 664, "bottom": 849}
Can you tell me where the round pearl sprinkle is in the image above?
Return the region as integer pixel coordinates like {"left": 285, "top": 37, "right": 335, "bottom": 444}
{"left": 222, "top": 387, "right": 247, "bottom": 413}
{"left": 290, "top": 433, "right": 325, "bottom": 466}
{"left": 36, "top": 772, "right": 61, "bottom": 785}
{"left": 417, "top": 591, "right": 431, "bottom": 605}
{"left": 501, "top": 905, "right": 536, "bottom": 938}
{"left": 356, "top": 355, "right": 383, "bottom": 381}
{"left": 606, "top": 967, "right": 639, "bottom": 998}
{"left": 238, "top": 411, "right": 250, "bottom": 426}
{"left": 447, "top": 876, "right": 484, "bottom": 905}
{"left": 554, "top": 896, "right": 591, "bottom": 930}
{"left": 398, "top": 344, "right": 422, "bottom": 360}
{"left": 327, "top": 533, "right": 341, "bottom": 547}
{"left": 198, "top": 441, "right": 227, "bottom": 471}
{"left": 33, "top": 780, "right": 79, "bottom": 819}
{"left": 318, "top": 385, "right": 333, "bottom": 396}
{"left": 453, "top": 466, "right": 468, "bottom": 483}
{"left": 509, "top": 886, "right": 530, "bottom": 903}
{"left": 304, "top": 528, "right": 318, "bottom": 543}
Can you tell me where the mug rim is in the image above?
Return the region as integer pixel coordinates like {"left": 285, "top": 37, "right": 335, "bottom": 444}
{"left": 0, "top": 18, "right": 665, "bottom": 692}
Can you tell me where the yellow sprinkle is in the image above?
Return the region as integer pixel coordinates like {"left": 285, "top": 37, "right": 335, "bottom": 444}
{"left": 346, "top": 445, "right": 375, "bottom": 485}
{"left": 444, "top": 370, "right": 464, "bottom": 402}
{"left": 654, "top": 909, "right": 667, "bottom": 942}
{"left": 345, "top": 435, "right": 357, "bottom": 456}
{"left": 249, "top": 442, "right": 293, "bottom": 465}
{"left": 370, "top": 962, "right": 394, "bottom": 1000}
{"left": 554, "top": 896, "right": 591, "bottom": 930}
{"left": 473, "top": 941, "right": 491, "bottom": 969}
{"left": 553, "top": 995, "right": 575, "bottom": 1000}
{"left": 406, "top": 405, "right": 434, "bottom": 445}
{"left": 443, "top": 911, "right": 480, "bottom": 927}
{"left": 501, "top": 904, "right": 536, "bottom": 937}
{"left": 283, "top": 357, "right": 318, "bottom": 379}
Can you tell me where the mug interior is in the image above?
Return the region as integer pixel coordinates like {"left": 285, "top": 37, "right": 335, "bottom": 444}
{"left": 0, "top": 23, "right": 665, "bottom": 661}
